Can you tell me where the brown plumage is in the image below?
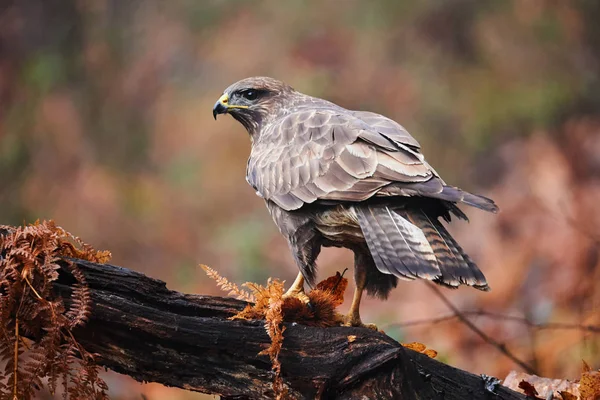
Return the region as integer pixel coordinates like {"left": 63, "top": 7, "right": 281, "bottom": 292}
{"left": 213, "top": 76, "right": 498, "bottom": 326}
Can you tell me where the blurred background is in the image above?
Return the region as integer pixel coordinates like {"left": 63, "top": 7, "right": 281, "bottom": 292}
{"left": 1, "top": 0, "right": 599, "bottom": 398}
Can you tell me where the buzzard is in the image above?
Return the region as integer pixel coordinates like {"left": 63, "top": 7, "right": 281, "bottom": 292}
{"left": 213, "top": 77, "right": 498, "bottom": 327}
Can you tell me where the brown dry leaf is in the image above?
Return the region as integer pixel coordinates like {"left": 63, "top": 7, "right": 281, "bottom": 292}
{"left": 401, "top": 342, "right": 437, "bottom": 358}
{"left": 314, "top": 271, "right": 348, "bottom": 307}
{"left": 504, "top": 371, "right": 580, "bottom": 399}
{"left": 580, "top": 360, "right": 600, "bottom": 400}
{"left": 559, "top": 391, "right": 578, "bottom": 400}
{"left": 518, "top": 380, "right": 542, "bottom": 399}
{"left": 402, "top": 342, "right": 426, "bottom": 352}
{"left": 423, "top": 349, "right": 438, "bottom": 359}
{"left": 347, "top": 335, "right": 356, "bottom": 343}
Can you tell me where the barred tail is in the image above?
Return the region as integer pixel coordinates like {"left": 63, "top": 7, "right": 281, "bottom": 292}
{"left": 356, "top": 204, "right": 489, "bottom": 291}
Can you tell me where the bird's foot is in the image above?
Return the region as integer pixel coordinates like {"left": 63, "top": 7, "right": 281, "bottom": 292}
{"left": 342, "top": 314, "right": 378, "bottom": 331}
{"left": 282, "top": 288, "right": 311, "bottom": 305}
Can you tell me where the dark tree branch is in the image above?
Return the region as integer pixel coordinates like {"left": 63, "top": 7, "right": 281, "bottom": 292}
{"left": 48, "top": 259, "right": 526, "bottom": 399}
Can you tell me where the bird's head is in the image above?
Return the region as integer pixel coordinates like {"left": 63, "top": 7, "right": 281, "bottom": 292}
{"left": 213, "top": 77, "right": 294, "bottom": 135}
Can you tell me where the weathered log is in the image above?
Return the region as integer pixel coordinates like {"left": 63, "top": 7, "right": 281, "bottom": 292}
{"left": 50, "top": 259, "right": 525, "bottom": 399}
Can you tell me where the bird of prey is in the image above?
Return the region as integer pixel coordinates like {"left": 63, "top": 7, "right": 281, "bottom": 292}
{"left": 213, "top": 77, "right": 498, "bottom": 327}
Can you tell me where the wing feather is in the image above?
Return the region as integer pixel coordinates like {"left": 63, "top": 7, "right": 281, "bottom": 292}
{"left": 247, "top": 106, "right": 497, "bottom": 213}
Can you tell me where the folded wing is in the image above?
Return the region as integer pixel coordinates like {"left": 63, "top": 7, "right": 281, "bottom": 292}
{"left": 247, "top": 107, "right": 498, "bottom": 214}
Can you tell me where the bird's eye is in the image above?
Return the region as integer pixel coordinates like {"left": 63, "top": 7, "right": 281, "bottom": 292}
{"left": 241, "top": 90, "right": 259, "bottom": 101}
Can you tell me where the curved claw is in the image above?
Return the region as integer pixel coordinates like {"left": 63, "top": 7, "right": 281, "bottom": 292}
{"left": 342, "top": 314, "right": 378, "bottom": 330}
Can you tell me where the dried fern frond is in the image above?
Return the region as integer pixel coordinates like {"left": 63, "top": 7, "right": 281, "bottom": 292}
{"left": 200, "top": 265, "right": 353, "bottom": 399}
{"left": 257, "top": 279, "right": 288, "bottom": 399}
{"left": 200, "top": 264, "right": 255, "bottom": 302}
{"left": 0, "top": 220, "right": 110, "bottom": 400}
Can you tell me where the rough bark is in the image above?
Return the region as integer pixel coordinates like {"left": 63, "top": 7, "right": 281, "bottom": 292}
{"left": 50, "top": 259, "right": 525, "bottom": 399}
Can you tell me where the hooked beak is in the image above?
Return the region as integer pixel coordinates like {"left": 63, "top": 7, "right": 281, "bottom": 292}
{"left": 213, "top": 93, "right": 250, "bottom": 120}
{"left": 213, "top": 93, "right": 229, "bottom": 120}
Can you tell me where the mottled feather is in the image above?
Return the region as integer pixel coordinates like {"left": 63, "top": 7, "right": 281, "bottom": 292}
{"left": 215, "top": 76, "right": 498, "bottom": 304}
{"left": 246, "top": 100, "right": 497, "bottom": 214}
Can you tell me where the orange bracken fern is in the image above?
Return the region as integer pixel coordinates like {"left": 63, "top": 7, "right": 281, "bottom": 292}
{"left": 0, "top": 220, "right": 110, "bottom": 400}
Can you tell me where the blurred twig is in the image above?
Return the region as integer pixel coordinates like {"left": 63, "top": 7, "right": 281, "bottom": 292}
{"left": 425, "top": 283, "right": 537, "bottom": 374}
{"left": 384, "top": 310, "right": 600, "bottom": 333}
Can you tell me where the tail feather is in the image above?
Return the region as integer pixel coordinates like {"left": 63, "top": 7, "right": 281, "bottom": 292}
{"left": 405, "top": 208, "right": 489, "bottom": 290}
{"left": 380, "top": 179, "right": 499, "bottom": 214}
{"left": 429, "top": 215, "right": 488, "bottom": 290}
{"left": 436, "top": 186, "right": 499, "bottom": 213}
{"left": 402, "top": 210, "right": 462, "bottom": 288}
{"left": 356, "top": 204, "right": 489, "bottom": 291}
{"left": 355, "top": 205, "right": 441, "bottom": 281}
{"left": 450, "top": 234, "right": 490, "bottom": 291}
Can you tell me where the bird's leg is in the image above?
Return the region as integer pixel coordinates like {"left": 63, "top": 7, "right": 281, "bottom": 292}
{"left": 282, "top": 272, "right": 310, "bottom": 304}
{"left": 344, "top": 264, "right": 378, "bottom": 330}
{"left": 284, "top": 272, "right": 305, "bottom": 295}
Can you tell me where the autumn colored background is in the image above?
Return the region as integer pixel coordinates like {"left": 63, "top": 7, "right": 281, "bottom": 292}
{"left": 1, "top": 1, "right": 599, "bottom": 398}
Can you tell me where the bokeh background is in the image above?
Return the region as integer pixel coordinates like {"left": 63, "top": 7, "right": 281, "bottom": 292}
{"left": 1, "top": 0, "right": 600, "bottom": 398}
